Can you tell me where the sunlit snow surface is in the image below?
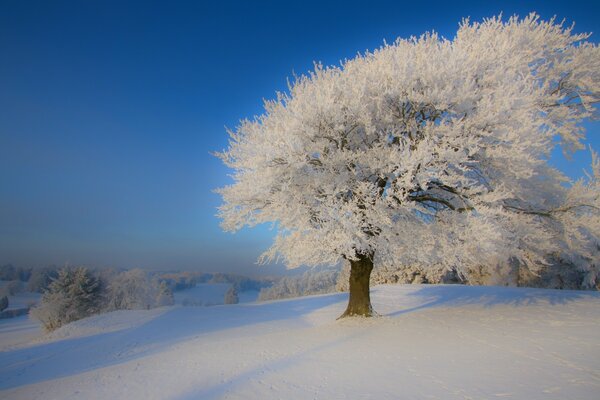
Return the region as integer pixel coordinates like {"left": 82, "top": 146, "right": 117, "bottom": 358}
{"left": 0, "top": 285, "right": 599, "bottom": 399}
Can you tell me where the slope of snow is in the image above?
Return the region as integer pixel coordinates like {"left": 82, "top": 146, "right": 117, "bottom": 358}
{"left": 238, "top": 289, "right": 260, "bottom": 303}
{"left": 0, "top": 315, "right": 41, "bottom": 351}
{"left": 7, "top": 292, "right": 40, "bottom": 310}
{"left": 173, "top": 283, "right": 260, "bottom": 306}
{"left": 173, "top": 283, "right": 233, "bottom": 306}
{"left": 0, "top": 284, "right": 599, "bottom": 400}
{"left": 0, "top": 284, "right": 41, "bottom": 310}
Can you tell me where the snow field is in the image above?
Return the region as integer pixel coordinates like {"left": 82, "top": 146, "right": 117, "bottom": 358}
{"left": 0, "top": 284, "right": 598, "bottom": 399}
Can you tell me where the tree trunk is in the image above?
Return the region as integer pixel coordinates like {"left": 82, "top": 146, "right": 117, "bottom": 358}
{"left": 338, "top": 253, "right": 375, "bottom": 318}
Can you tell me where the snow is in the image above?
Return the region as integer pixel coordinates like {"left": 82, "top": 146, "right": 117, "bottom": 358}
{"left": 173, "top": 284, "right": 259, "bottom": 306}
{"left": 173, "top": 283, "right": 232, "bottom": 306}
{"left": 4, "top": 292, "right": 40, "bottom": 310}
{"left": 0, "top": 281, "right": 40, "bottom": 311}
{"left": 1, "top": 284, "right": 599, "bottom": 399}
{"left": 0, "top": 315, "right": 40, "bottom": 350}
{"left": 238, "top": 289, "right": 260, "bottom": 303}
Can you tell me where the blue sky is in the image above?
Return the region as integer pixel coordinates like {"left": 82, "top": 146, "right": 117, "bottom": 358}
{"left": 1, "top": 0, "right": 599, "bottom": 275}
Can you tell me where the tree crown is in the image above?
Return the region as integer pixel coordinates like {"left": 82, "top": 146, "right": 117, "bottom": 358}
{"left": 217, "top": 14, "right": 600, "bottom": 277}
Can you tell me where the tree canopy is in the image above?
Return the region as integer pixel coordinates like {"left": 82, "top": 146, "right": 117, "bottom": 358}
{"left": 217, "top": 14, "right": 600, "bottom": 292}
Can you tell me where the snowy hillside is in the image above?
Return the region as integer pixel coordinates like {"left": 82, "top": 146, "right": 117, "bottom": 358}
{"left": 0, "top": 281, "right": 40, "bottom": 310}
{"left": 173, "top": 283, "right": 260, "bottom": 306}
{"left": 1, "top": 285, "right": 599, "bottom": 400}
{"left": 173, "top": 283, "right": 234, "bottom": 306}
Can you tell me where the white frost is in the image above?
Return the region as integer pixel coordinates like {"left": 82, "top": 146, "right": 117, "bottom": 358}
{"left": 216, "top": 14, "right": 600, "bottom": 283}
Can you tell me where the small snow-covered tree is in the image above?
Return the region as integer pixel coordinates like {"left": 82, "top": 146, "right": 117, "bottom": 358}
{"left": 224, "top": 286, "right": 239, "bottom": 304}
{"left": 106, "top": 269, "right": 160, "bottom": 310}
{"left": 31, "top": 267, "right": 103, "bottom": 331}
{"left": 216, "top": 14, "right": 600, "bottom": 317}
{"left": 156, "top": 280, "right": 174, "bottom": 307}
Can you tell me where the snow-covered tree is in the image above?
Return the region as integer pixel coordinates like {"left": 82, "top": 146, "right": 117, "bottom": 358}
{"left": 216, "top": 14, "right": 600, "bottom": 317}
{"left": 224, "top": 286, "right": 239, "bottom": 304}
{"left": 156, "top": 280, "right": 174, "bottom": 307}
{"left": 258, "top": 268, "right": 340, "bottom": 301}
{"left": 31, "top": 267, "right": 103, "bottom": 331}
{"left": 106, "top": 269, "right": 163, "bottom": 310}
{"left": 27, "top": 267, "right": 58, "bottom": 293}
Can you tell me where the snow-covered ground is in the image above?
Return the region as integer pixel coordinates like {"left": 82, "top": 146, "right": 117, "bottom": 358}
{"left": 173, "top": 283, "right": 259, "bottom": 306}
{"left": 4, "top": 292, "right": 40, "bottom": 310}
{"left": 0, "top": 284, "right": 599, "bottom": 400}
{"left": 0, "top": 282, "right": 41, "bottom": 311}
{"left": 0, "top": 315, "right": 40, "bottom": 350}
{"left": 173, "top": 283, "right": 233, "bottom": 306}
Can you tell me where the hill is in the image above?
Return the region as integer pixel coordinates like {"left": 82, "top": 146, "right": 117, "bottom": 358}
{"left": 1, "top": 285, "right": 599, "bottom": 399}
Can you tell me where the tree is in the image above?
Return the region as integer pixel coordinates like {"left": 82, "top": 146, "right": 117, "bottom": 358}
{"left": 31, "top": 267, "right": 103, "bottom": 331}
{"left": 106, "top": 269, "right": 160, "bottom": 310}
{"left": 0, "top": 296, "right": 8, "bottom": 312}
{"left": 156, "top": 280, "right": 175, "bottom": 307}
{"left": 258, "top": 268, "right": 340, "bottom": 301}
{"left": 27, "top": 267, "right": 59, "bottom": 293}
{"left": 0, "top": 264, "right": 31, "bottom": 282}
{"left": 224, "top": 286, "right": 239, "bottom": 304}
{"left": 216, "top": 14, "right": 600, "bottom": 318}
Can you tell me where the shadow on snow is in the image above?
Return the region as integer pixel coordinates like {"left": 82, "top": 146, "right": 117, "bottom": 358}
{"left": 1, "top": 285, "right": 597, "bottom": 392}
{"left": 0, "top": 293, "right": 346, "bottom": 391}
{"left": 384, "top": 284, "right": 599, "bottom": 318}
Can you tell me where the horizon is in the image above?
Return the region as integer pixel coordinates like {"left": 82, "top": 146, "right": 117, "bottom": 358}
{"left": 1, "top": 0, "right": 599, "bottom": 275}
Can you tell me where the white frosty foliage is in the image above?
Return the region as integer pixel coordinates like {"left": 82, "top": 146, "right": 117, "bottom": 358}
{"left": 258, "top": 269, "right": 340, "bottom": 301}
{"left": 224, "top": 286, "right": 239, "bottom": 304}
{"left": 217, "top": 14, "right": 600, "bottom": 282}
{"left": 31, "top": 267, "right": 103, "bottom": 332}
{"left": 106, "top": 269, "right": 173, "bottom": 311}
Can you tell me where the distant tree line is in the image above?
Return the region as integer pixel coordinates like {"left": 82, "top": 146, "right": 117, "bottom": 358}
{"left": 0, "top": 264, "right": 59, "bottom": 295}
{"left": 160, "top": 271, "right": 273, "bottom": 293}
{"left": 258, "top": 269, "right": 340, "bottom": 301}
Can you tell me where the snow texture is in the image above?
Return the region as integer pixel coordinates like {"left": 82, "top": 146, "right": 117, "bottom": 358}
{"left": 174, "top": 283, "right": 234, "bottom": 306}
{"left": 1, "top": 285, "right": 599, "bottom": 400}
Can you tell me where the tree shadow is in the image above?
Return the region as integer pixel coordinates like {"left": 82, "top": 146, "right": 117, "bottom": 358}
{"left": 2, "top": 285, "right": 596, "bottom": 392}
{"left": 0, "top": 293, "right": 346, "bottom": 391}
{"left": 384, "top": 284, "right": 599, "bottom": 318}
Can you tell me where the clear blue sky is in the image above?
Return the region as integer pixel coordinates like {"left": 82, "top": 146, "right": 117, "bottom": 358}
{"left": 1, "top": 0, "right": 598, "bottom": 275}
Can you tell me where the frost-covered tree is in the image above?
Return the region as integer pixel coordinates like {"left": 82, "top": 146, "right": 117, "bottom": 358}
{"left": 0, "top": 264, "right": 30, "bottom": 282}
{"left": 27, "top": 267, "right": 58, "bottom": 293}
{"left": 156, "top": 280, "right": 174, "bottom": 307}
{"left": 224, "top": 286, "right": 239, "bottom": 304}
{"left": 216, "top": 14, "right": 600, "bottom": 317}
{"left": 258, "top": 268, "right": 340, "bottom": 301}
{"left": 31, "top": 267, "right": 103, "bottom": 331}
{"left": 106, "top": 269, "right": 163, "bottom": 310}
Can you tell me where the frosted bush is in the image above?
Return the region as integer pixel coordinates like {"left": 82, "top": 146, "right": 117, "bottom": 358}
{"left": 106, "top": 269, "right": 173, "bottom": 310}
{"left": 31, "top": 267, "right": 103, "bottom": 332}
